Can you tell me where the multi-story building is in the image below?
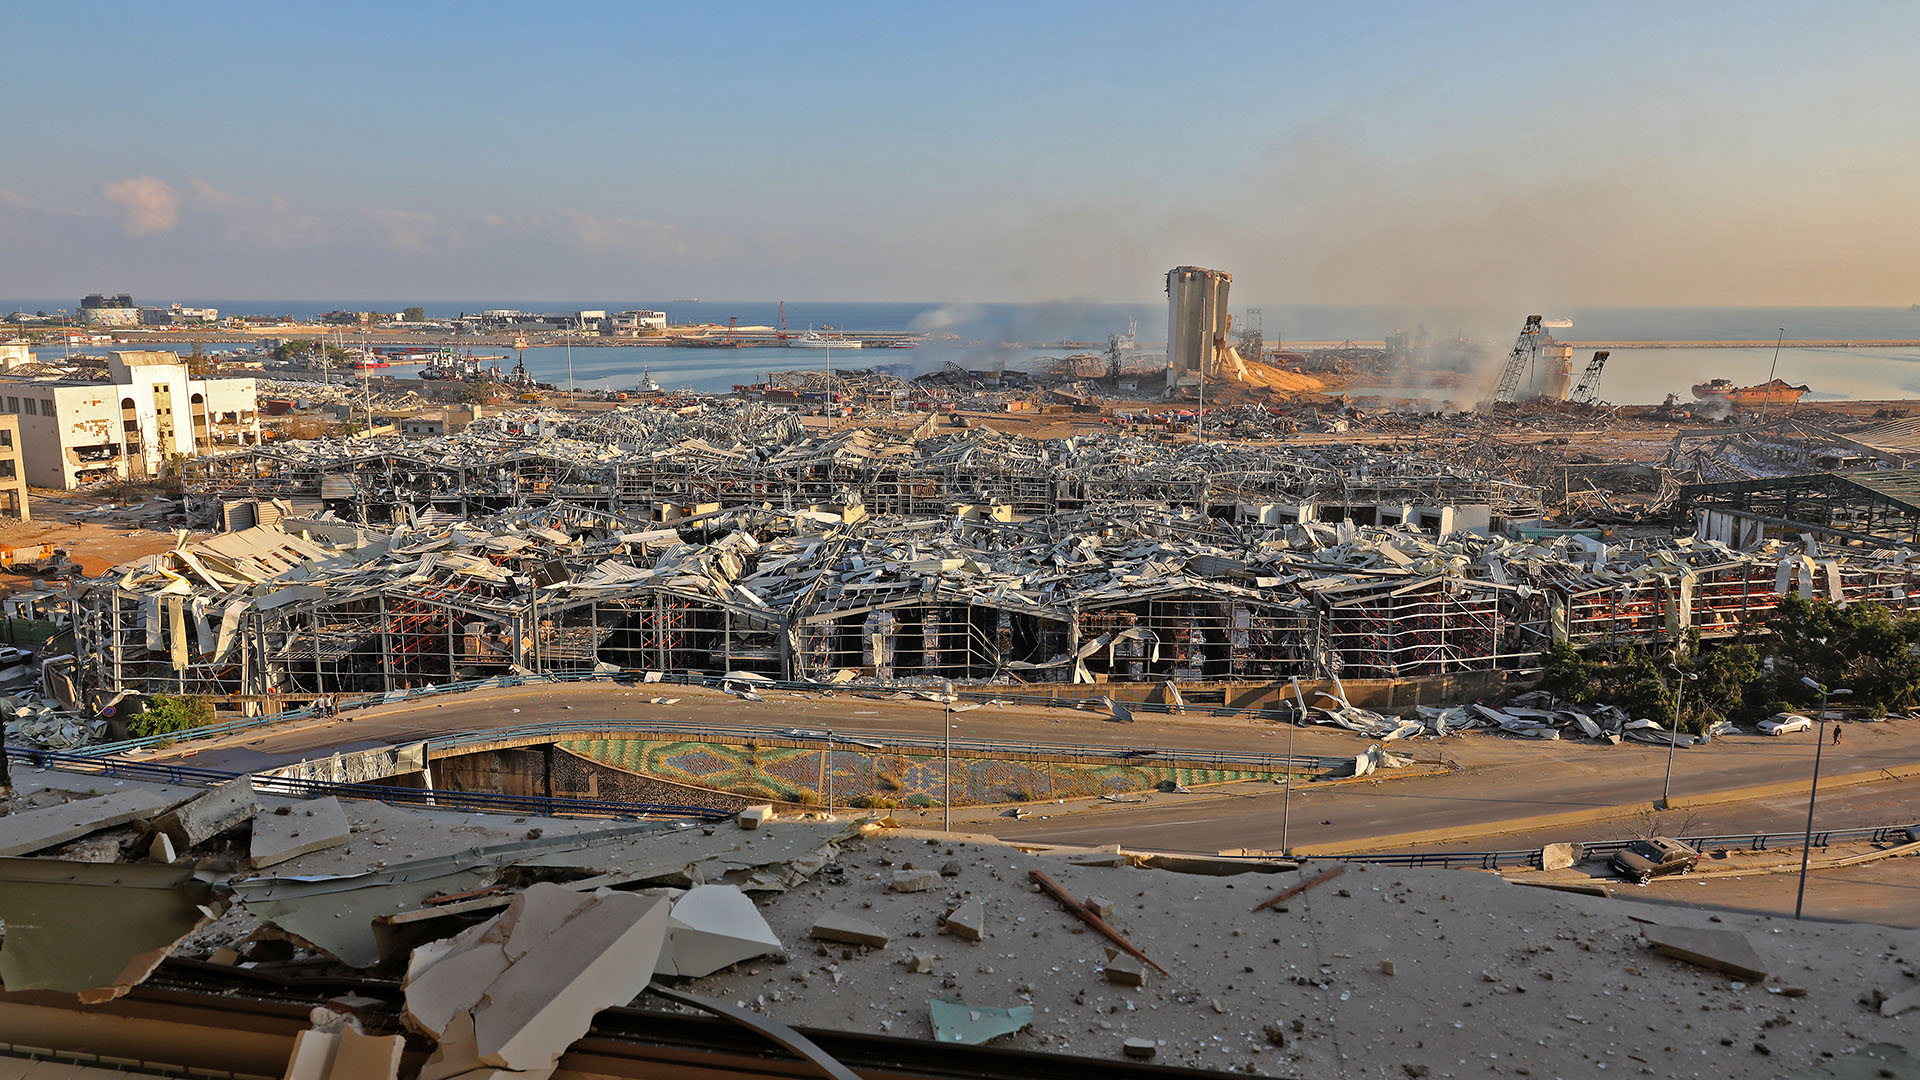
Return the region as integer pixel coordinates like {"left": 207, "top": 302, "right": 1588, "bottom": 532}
{"left": 0, "top": 349, "right": 260, "bottom": 488}
{"left": 79, "top": 293, "right": 140, "bottom": 328}
{"left": 0, "top": 416, "right": 28, "bottom": 519}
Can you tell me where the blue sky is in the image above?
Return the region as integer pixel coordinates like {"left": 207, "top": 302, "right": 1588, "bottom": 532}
{"left": 2, "top": 1, "right": 1917, "bottom": 304}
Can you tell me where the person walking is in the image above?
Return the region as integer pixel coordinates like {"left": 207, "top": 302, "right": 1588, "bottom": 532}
{"left": 1831, "top": 724, "right": 1842, "bottom": 746}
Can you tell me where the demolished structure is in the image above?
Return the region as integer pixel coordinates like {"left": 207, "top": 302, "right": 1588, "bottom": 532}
{"left": 67, "top": 460, "right": 1920, "bottom": 710}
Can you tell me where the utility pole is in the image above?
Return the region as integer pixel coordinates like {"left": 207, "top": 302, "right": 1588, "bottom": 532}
{"left": 1795, "top": 677, "right": 1850, "bottom": 919}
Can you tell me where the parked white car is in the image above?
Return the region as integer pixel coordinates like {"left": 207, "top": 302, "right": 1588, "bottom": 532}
{"left": 1758, "top": 712, "right": 1815, "bottom": 736}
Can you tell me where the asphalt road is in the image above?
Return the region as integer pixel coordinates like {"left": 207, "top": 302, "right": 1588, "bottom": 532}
{"left": 162, "top": 682, "right": 1920, "bottom": 854}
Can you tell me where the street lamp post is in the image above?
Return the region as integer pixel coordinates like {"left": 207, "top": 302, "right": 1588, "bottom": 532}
{"left": 942, "top": 679, "right": 955, "bottom": 832}
{"left": 1285, "top": 676, "right": 1308, "bottom": 856}
{"left": 1795, "top": 677, "right": 1851, "bottom": 919}
{"left": 1660, "top": 668, "right": 1698, "bottom": 810}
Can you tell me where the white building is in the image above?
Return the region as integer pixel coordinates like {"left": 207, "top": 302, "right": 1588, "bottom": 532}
{"left": 609, "top": 310, "right": 668, "bottom": 334}
{"left": 0, "top": 349, "right": 260, "bottom": 488}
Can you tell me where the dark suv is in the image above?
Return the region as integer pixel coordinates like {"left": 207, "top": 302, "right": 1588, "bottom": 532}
{"left": 1609, "top": 837, "right": 1700, "bottom": 884}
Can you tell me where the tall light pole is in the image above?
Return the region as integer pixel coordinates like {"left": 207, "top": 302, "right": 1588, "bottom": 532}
{"left": 942, "top": 679, "right": 955, "bottom": 832}
{"left": 1285, "top": 676, "right": 1307, "bottom": 855}
{"left": 1660, "top": 667, "right": 1698, "bottom": 810}
{"left": 1795, "top": 677, "right": 1851, "bottom": 919}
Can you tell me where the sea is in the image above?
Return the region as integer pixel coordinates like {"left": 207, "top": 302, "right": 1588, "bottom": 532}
{"left": 11, "top": 300, "right": 1920, "bottom": 405}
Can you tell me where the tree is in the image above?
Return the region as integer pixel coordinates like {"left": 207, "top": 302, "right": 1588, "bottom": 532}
{"left": 186, "top": 341, "right": 213, "bottom": 377}
{"left": 404, "top": 306, "right": 425, "bottom": 323}
{"left": 129, "top": 693, "right": 215, "bottom": 740}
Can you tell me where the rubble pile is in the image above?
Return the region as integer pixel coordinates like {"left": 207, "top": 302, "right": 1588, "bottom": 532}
{"left": 0, "top": 774, "right": 1913, "bottom": 1079}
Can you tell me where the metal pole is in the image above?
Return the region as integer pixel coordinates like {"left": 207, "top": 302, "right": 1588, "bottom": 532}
{"left": 1759, "top": 327, "right": 1785, "bottom": 422}
{"left": 1284, "top": 675, "right": 1306, "bottom": 855}
{"left": 943, "top": 679, "right": 954, "bottom": 832}
{"left": 1794, "top": 681, "right": 1847, "bottom": 919}
{"left": 826, "top": 733, "right": 834, "bottom": 818}
{"left": 1795, "top": 687, "right": 1827, "bottom": 919}
{"left": 1660, "top": 671, "right": 1692, "bottom": 809}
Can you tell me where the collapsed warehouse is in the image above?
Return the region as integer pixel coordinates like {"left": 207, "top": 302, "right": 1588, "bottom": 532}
{"left": 66, "top": 472, "right": 1920, "bottom": 710}
{"left": 185, "top": 405, "right": 1537, "bottom": 527}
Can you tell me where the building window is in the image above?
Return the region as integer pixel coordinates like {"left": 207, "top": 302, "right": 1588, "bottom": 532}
{"left": 19, "top": 400, "right": 32, "bottom": 416}
{"left": 0, "top": 430, "right": 11, "bottom": 447}
{"left": 0, "top": 462, "right": 14, "bottom": 479}
{"left": 4, "top": 398, "right": 15, "bottom": 413}
{"left": 41, "top": 400, "right": 53, "bottom": 415}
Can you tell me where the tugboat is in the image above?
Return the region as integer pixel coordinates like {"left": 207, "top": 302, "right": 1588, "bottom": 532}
{"left": 1691, "top": 377, "right": 1811, "bottom": 407}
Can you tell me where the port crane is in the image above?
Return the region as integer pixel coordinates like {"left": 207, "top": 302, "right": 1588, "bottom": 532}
{"left": 1488, "top": 315, "right": 1546, "bottom": 403}
{"left": 1569, "top": 349, "right": 1610, "bottom": 404}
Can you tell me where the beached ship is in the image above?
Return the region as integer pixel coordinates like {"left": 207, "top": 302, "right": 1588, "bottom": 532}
{"left": 1691, "top": 377, "right": 1811, "bottom": 407}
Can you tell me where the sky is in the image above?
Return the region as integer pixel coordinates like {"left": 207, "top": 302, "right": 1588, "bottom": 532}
{"left": 2, "top": 0, "right": 1918, "bottom": 306}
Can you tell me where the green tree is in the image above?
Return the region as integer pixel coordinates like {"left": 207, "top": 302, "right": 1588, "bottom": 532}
{"left": 129, "top": 693, "right": 215, "bottom": 741}
{"left": 403, "top": 306, "right": 425, "bottom": 322}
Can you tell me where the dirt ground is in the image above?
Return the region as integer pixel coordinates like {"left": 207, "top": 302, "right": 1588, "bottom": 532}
{"left": 0, "top": 491, "right": 185, "bottom": 580}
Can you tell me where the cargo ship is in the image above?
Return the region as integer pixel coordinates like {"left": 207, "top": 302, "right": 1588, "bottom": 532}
{"left": 1691, "top": 377, "right": 1811, "bottom": 407}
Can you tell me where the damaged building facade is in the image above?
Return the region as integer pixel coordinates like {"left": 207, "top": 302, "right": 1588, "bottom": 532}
{"left": 0, "top": 348, "right": 260, "bottom": 488}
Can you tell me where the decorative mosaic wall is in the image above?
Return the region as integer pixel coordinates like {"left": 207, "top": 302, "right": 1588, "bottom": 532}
{"left": 557, "top": 737, "right": 1290, "bottom": 808}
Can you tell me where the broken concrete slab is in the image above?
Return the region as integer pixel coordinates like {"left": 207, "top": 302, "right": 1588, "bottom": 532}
{"left": 1540, "top": 842, "right": 1580, "bottom": 871}
{"left": 0, "top": 856, "right": 228, "bottom": 1003}
{"left": 148, "top": 831, "right": 177, "bottom": 864}
{"left": 944, "top": 899, "right": 985, "bottom": 941}
{"left": 928, "top": 995, "right": 1033, "bottom": 1045}
{"left": 1084, "top": 894, "right": 1116, "bottom": 918}
{"left": 1642, "top": 924, "right": 1769, "bottom": 982}
{"left": 738, "top": 804, "right": 774, "bottom": 829}
{"left": 236, "top": 862, "right": 497, "bottom": 968}
{"left": 0, "top": 787, "right": 178, "bottom": 856}
{"left": 249, "top": 796, "right": 350, "bottom": 868}
{"left": 809, "top": 912, "right": 889, "bottom": 949}
{"left": 284, "top": 1028, "right": 406, "bottom": 1080}
{"left": 890, "top": 868, "right": 941, "bottom": 893}
{"left": 151, "top": 775, "right": 259, "bottom": 849}
{"left": 1122, "top": 1037, "right": 1157, "bottom": 1060}
{"left": 410, "top": 884, "right": 671, "bottom": 1080}
{"left": 655, "top": 884, "right": 785, "bottom": 978}
{"left": 905, "top": 952, "right": 934, "bottom": 974}
{"left": 1879, "top": 984, "right": 1920, "bottom": 1017}
{"left": 1104, "top": 949, "right": 1147, "bottom": 987}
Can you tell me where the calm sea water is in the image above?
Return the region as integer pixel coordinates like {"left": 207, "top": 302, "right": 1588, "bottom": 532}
{"left": 16, "top": 300, "right": 1920, "bottom": 404}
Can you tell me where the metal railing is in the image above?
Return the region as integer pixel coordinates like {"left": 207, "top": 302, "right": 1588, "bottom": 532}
{"left": 420, "top": 719, "right": 1348, "bottom": 774}
{"left": 1310, "top": 821, "right": 1920, "bottom": 870}
{"left": 11, "top": 747, "right": 734, "bottom": 823}
{"left": 76, "top": 668, "right": 1332, "bottom": 758}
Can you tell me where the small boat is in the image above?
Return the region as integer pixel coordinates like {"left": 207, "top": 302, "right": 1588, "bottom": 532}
{"left": 1691, "top": 377, "right": 1811, "bottom": 407}
{"left": 789, "top": 328, "right": 862, "bottom": 349}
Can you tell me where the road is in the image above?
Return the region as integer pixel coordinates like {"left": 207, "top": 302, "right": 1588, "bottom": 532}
{"left": 159, "top": 681, "right": 1920, "bottom": 854}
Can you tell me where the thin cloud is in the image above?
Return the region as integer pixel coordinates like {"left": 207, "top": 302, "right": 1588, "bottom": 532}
{"left": 102, "top": 175, "right": 179, "bottom": 237}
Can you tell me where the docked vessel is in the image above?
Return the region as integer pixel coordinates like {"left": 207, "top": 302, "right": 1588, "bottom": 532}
{"left": 1691, "top": 377, "right": 1811, "bottom": 407}
{"left": 789, "top": 329, "right": 861, "bottom": 349}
